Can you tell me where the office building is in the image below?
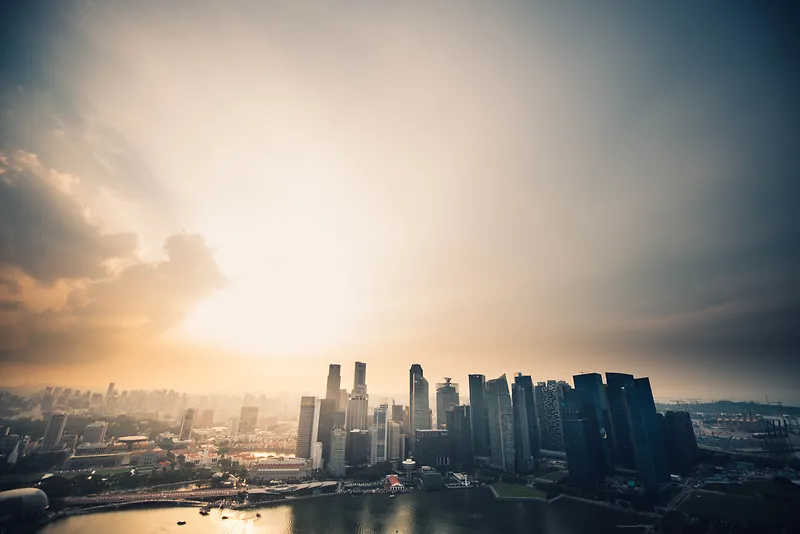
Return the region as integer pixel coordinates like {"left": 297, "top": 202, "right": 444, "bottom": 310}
{"left": 239, "top": 406, "right": 259, "bottom": 434}
{"left": 511, "top": 383, "right": 534, "bottom": 473}
{"left": 311, "top": 441, "right": 323, "bottom": 470}
{"left": 179, "top": 408, "right": 195, "bottom": 441}
{"left": 630, "top": 377, "right": 670, "bottom": 490}
{"left": 248, "top": 457, "right": 311, "bottom": 482}
{"left": 346, "top": 429, "right": 371, "bottom": 466}
{"left": 328, "top": 428, "right": 348, "bottom": 477}
{"left": 605, "top": 372, "right": 637, "bottom": 468}
{"left": 42, "top": 413, "right": 67, "bottom": 451}
{"left": 435, "top": 378, "right": 459, "bottom": 429}
{"left": 414, "top": 429, "right": 451, "bottom": 469}
{"left": 346, "top": 390, "right": 369, "bottom": 431}
{"left": 371, "top": 404, "right": 389, "bottom": 464}
{"left": 513, "top": 374, "right": 540, "bottom": 457}
{"left": 353, "top": 361, "right": 367, "bottom": 392}
{"left": 316, "top": 398, "right": 337, "bottom": 463}
{"left": 339, "top": 389, "right": 348, "bottom": 411}
{"left": 664, "top": 411, "right": 699, "bottom": 475}
{"left": 296, "top": 396, "right": 317, "bottom": 459}
{"left": 485, "top": 374, "right": 515, "bottom": 472}
{"left": 411, "top": 375, "right": 430, "bottom": 448}
{"left": 468, "top": 374, "right": 490, "bottom": 458}
{"left": 198, "top": 409, "right": 214, "bottom": 428}
{"left": 562, "top": 414, "right": 604, "bottom": 488}
{"left": 536, "top": 380, "right": 569, "bottom": 451}
{"left": 391, "top": 403, "right": 405, "bottom": 425}
{"left": 409, "top": 364, "right": 424, "bottom": 434}
{"left": 326, "top": 364, "right": 342, "bottom": 409}
{"left": 387, "top": 420, "right": 406, "bottom": 461}
{"left": 82, "top": 421, "right": 108, "bottom": 444}
{"left": 227, "top": 416, "right": 240, "bottom": 438}
{"left": 446, "top": 405, "right": 473, "bottom": 469}
{"left": 573, "top": 372, "right": 613, "bottom": 473}
{"left": 105, "top": 383, "right": 115, "bottom": 403}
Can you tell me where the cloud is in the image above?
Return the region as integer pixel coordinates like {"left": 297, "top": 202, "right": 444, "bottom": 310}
{"left": 0, "top": 150, "right": 139, "bottom": 282}
{"left": 0, "top": 153, "right": 226, "bottom": 364}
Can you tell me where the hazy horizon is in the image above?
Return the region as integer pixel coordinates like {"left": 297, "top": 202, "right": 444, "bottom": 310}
{"left": 1, "top": 2, "right": 797, "bottom": 403}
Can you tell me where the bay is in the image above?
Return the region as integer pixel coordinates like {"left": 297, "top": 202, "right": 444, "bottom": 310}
{"left": 39, "top": 489, "right": 654, "bottom": 533}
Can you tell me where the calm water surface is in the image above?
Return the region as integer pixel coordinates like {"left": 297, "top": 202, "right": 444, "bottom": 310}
{"left": 39, "top": 489, "right": 653, "bottom": 534}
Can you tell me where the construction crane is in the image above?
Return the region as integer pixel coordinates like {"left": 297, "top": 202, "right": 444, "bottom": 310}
{"left": 765, "top": 395, "right": 784, "bottom": 409}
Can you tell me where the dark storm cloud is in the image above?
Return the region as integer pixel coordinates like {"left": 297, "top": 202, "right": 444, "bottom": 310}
{"left": 0, "top": 152, "right": 138, "bottom": 282}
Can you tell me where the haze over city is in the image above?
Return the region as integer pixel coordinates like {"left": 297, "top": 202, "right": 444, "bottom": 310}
{"left": 1, "top": 1, "right": 797, "bottom": 404}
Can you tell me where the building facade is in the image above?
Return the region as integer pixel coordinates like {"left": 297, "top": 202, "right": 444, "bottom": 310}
{"left": 295, "top": 396, "right": 317, "bottom": 459}
{"left": 468, "top": 374, "right": 490, "bottom": 458}
{"left": 485, "top": 375, "right": 515, "bottom": 472}
{"left": 414, "top": 429, "right": 451, "bottom": 469}
{"left": 435, "top": 379, "right": 459, "bottom": 429}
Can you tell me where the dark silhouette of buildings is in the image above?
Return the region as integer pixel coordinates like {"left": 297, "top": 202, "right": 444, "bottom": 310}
{"left": 414, "top": 429, "right": 451, "bottom": 469}
{"left": 468, "top": 374, "right": 490, "bottom": 458}
{"left": 664, "top": 411, "right": 699, "bottom": 475}
{"left": 435, "top": 378, "right": 459, "bottom": 429}
{"left": 485, "top": 374, "right": 515, "bottom": 473}
{"left": 446, "top": 405, "right": 473, "bottom": 469}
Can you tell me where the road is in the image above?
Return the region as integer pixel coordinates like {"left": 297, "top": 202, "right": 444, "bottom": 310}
{"left": 64, "top": 488, "right": 241, "bottom": 504}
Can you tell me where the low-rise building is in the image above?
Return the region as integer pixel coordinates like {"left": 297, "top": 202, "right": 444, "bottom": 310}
{"left": 62, "top": 452, "right": 130, "bottom": 470}
{"left": 247, "top": 457, "right": 311, "bottom": 482}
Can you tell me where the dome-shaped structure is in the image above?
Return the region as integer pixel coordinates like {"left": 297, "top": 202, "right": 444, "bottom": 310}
{"left": 0, "top": 488, "right": 49, "bottom": 514}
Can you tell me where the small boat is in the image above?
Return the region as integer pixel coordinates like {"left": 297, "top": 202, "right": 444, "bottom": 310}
{"left": 256, "top": 513, "right": 261, "bottom": 518}
{"left": 390, "top": 494, "right": 396, "bottom": 499}
{"left": 221, "top": 516, "right": 229, "bottom": 520}
{"left": 177, "top": 521, "right": 186, "bottom": 525}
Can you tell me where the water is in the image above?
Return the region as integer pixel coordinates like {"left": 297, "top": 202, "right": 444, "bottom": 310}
{"left": 39, "top": 490, "right": 654, "bottom": 533}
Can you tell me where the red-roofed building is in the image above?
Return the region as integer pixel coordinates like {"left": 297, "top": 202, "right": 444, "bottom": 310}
{"left": 385, "top": 474, "right": 404, "bottom": 491}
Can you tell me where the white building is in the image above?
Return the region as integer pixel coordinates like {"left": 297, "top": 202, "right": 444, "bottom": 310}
{"left": 311, "top": 442, "right": 323, "bottom": 470}
{"left": 247, "top": 457, "right": 311, "bottom": 482}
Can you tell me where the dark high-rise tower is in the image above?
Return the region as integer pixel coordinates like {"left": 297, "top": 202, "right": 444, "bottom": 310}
{"left": 353, "top": 362, "right": 367, "bottom": 391}
{"left": 468, "top": 374, "right": 490, "bottom": 458}
{"left": 435, "top": 378, "right": 459, "bottom": 428}
{"left": 326, "top": 364, "right": 342, "bottom": 409}
{"left": 664, "top": 411, "right": 699, "bottom": 475}
{"left": 316, "top": 398, "right": 337, "bottom": 463}
{"left": 179, "top": 408, "right": 195, "bottom": 441}
{"left": 573, "top": 372, "right": 613, "bottom": 473}
{"left": 511, "top": 383, "right": 533, "bottom": 473}
{"left": 296, "top": 396, "right": 317, "bottom": 459}
{"left": 42, "top": 412, "right": 67, "bottom": 451}
{"left": 605, "top": 372, "right": 636, "bottom": 468}
{"left": 485, "top": 374, "right": 515, "bottom": 473}
{"left": 446, "top": 405, "right": 473, "bottom": 469}
{"left": 409, "top": 364, "right": 424, "bottom": 439}
{"left": 513, "top": 374, "right": 540, "bottom": 458}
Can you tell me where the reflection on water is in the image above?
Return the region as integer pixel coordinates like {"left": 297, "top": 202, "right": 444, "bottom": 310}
{"left": 39, "top": 489, "right": 653, "bottom": 534}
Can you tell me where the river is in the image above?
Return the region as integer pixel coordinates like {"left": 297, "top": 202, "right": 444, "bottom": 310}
{"left": 39, "top": 489, "right": 654, "bottom": 533}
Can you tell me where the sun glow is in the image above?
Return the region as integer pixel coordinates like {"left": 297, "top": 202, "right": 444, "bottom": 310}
{"left": 179, "top": 219, "right": 363, "bottom": 357}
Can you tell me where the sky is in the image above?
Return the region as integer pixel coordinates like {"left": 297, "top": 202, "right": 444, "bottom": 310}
{"left": 0, "top": 1, "right": 798, "bottom": 404}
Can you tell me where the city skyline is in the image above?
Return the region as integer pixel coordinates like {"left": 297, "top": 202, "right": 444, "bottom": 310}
{"left": 0, "top": 2, "right": 797, "bottom": 404}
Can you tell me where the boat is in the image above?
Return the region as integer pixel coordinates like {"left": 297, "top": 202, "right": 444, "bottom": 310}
{"left": 177, "top": 521, "right": 186, "bottom": 525}
{"left": 390, "top": 494, "right": 396, "bottom": 499}
{"left": 256, "top": 513, "right": 261, "bottom": 518}
{"left": 221, "top": 516, "right": 229, "bottom": 520}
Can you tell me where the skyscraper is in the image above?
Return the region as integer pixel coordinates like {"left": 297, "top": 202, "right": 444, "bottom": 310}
{"left": 628, "top": 377, "right": 669, "bottom": 491}
{"left": 446, "top": 405, "right": 473, "bottom": 469}
{"left": 605, "top": 372, "right": 637, "bottom": 468}
{"left": 391, "top": 403, "right": 405, "bottom": 424}
{"left": 42, "top": 413, "right": 67, "bottom": 451}
{"left": 326, "top": 364, "right": 342, "bottom": 409}
{"left": 536, "top": 380, "right": 569, "bottom": 451}
{"left": 664, "top": 411, "right": 699, "bottom": 475}
{"left": 339, "top": 389, "right": 349, "bottom": 411}
{"left": 468, "top": 374, "right": 490, "bottom": 458}
{"left": 511, "top": 383, "right": 533, "bottom": 473}
{"left": 346, "top": 390, "right": 369, "bottom": 431}
{"left": 239, "top": 406, "right": 259, "bottom": 434}
{"left": 387, "top": 420, "right": 406, "bottom": 461}
{"left": 198, "top": 409, "right": 214, "bottom": 428}
{"left": 435, "top": 378, "right": 459, "bottom": 429}
{"left": 562, "top": 387, "right": 606, "bottom": 487}
{"left": 353, "top": 361, "right": 367, "bottom": 392}
{"left": 316, "top": 398, "right": 337, "bottom": 463}
{"left": 296, "top": 396, "right": 317, "bottom": 459}
{"left": 346, "top": 429, "right": 371, "bottom": 466}
{"left": 371, "top": 404, "right": 389, "bottom": 464}
{"left": 328, "top": 428, "right": 348, "bottom": 477}
{"left": 179, "top": 408, "right": 195, "bottom": 441}
{"left": 409, "top": 364, "right": 424, "bottom": 436}
{"left": 485, "top": 374, "right": 515, "bottom": 472}
{"left": 414, "top": 429, "right": 451, "bottom": 469}
{"left": 227, "top": 416, "right": 240, "bottom": 438}
{"left": 411, "top": 374, "right": 430, "bottom": 450}
{"left": 513, "top": 374, "right": 540, "bottom": 458}
{"left": 573, "top": 372, "right": 613, "bottom": 473}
